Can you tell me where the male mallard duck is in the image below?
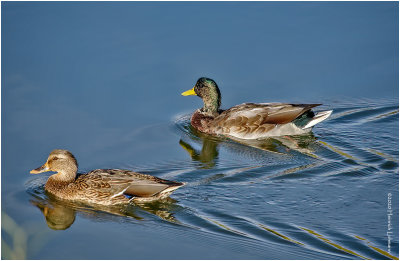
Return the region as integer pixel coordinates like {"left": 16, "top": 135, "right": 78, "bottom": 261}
{"left": 30, "top": 150, "right": 184, "bottom": 205}
{"left": 182, "top": 77, "right": 332, "bottom": 139}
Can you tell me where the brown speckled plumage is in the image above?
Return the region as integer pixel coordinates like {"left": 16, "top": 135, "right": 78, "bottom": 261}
{"left": 182, "top": 78, "right": 332, "bottom": 139}
{"left": 31, "top": 150, "right": 184, "bottom": 205}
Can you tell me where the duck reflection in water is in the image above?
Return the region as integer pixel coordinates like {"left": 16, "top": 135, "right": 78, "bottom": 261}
{"left": 233, "top": 133, "right": 320, "bottom": 158}
{"left": 179, "top": 122, "right": 320, "bottom": 167}
{"left": 179, "top": 125, "right": 222, "bottom": 169}
{"left": 29, "top": 191, "right": 181, "bottom": 230}
{"left": 30, "top": 196, "right": 76, "bottom": 230}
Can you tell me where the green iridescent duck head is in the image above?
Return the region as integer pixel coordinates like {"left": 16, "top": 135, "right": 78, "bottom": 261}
{"left": 182, "top": 77, "right": 222, "bottom": 114}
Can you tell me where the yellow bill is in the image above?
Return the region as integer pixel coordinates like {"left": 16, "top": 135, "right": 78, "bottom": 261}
{"left": 30, "top": 162, "right": 49, "bottom": 174}
{"left": 181, "top": 87, "right": 196, "bottom": 96}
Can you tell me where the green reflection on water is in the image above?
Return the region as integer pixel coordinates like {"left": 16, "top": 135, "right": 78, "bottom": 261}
{"left": 1, "top": 212, "right": 27, "bottom": 259}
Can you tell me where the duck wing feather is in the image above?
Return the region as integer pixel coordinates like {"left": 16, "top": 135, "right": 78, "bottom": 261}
{"left": 84, "top": 169, "right": 183, "bottom": 198}
{"left": 211, "top": 103, "right": 321, "bottom": 136}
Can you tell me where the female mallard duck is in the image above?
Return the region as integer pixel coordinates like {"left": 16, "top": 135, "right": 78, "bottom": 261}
{"left": 182, "top": 77, "right": 332, "bottom": 139}
{"left": 30, "top": 150, "right": 184, "bottom": 205}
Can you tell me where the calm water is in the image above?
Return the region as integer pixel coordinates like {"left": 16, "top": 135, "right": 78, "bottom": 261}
{"left": 2, "top": 2, "right": 399, "bottom": 260}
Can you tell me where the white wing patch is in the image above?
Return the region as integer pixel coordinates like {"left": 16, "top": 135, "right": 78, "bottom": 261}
{"left": 110, "top": 187, "right": 128, "bottom": 198}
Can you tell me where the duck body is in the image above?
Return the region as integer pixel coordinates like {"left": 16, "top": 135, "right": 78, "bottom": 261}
{"left": 31, "top": 150, "right": 184, "bottom": 205}
{"left": 183, "top": 78, "right": 332, "bottom": 139}
{"left": 45, "top": 169, "right": 183, "bottom": 205}
{"left": 190, "top": 102, "right": 331, "bottom": 139}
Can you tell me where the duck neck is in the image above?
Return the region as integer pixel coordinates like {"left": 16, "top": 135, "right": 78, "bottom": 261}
{"left": 51, "top": 168, "right": 77, "bottom": 183}
{"left": 202, "top": 96, "right": 220, "bottom": 116}
{"left": 202, "top": 104, "right": 218, "bottom": 116}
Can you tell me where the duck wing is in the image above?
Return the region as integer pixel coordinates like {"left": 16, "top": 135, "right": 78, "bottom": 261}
{"left": 211, "top": 103, "right": 321, "bottom": 137}
{"left": 85, "top": 169, "right": 184, "bottom": 198}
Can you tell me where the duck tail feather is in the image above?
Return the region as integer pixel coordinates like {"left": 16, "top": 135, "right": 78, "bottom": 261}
{"left": 302, "top": 110, "right": 333, "bottom": 129}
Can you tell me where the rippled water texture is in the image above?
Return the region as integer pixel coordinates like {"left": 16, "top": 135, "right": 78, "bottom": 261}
{"left": 2, "top": 2, "right": 399, "bottom": 260}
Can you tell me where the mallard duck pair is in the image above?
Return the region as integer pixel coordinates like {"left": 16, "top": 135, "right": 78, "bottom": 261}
{"left": 31, "top": 77, "right": 332, "bottom": 205}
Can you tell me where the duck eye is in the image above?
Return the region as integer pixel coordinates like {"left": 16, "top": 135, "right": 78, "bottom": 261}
{"left": 52, "top": 156, "right": 59, "bottom": 161}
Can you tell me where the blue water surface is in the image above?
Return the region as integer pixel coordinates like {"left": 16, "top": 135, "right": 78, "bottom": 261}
{"left": 2, "top": 2, "right": 399, "bottom": 259}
